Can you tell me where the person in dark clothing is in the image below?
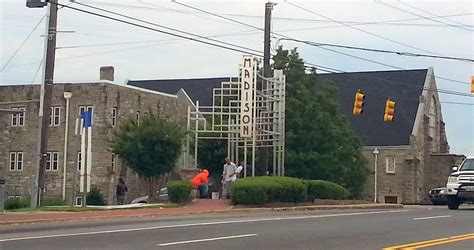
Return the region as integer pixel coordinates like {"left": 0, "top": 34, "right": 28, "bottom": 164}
{"left": 116, "top": 177, "right": 128, "bottom": 205}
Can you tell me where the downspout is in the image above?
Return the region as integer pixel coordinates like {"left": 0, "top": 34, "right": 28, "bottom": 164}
{"left": 373, "top": 148, "right": 379, "bottom": 203}
{"left": 62, "top": 92, "right": 72, "bottom": 200}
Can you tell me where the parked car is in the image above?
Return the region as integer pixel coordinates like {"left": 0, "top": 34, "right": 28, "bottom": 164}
{"left": 446, "top": 157, "right": 474, "bottom": 209}
{"left": 131, "top": 187, "right": 168, "bottom": 204}
{"left": 428, "top": 187, "right": 447, "bottom": 205}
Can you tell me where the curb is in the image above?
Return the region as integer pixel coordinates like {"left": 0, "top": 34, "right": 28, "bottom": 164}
{"left": 0, "top": 204, "right": 403, "bottom": 225}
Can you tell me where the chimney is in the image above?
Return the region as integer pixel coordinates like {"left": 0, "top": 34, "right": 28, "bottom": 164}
{"left": 100, "top": 66, "right": 114, "bottom": 81}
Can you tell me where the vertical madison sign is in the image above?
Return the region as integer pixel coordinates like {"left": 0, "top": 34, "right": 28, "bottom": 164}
{"left": 240, "top": 56, "right": 255, "bottom": 137}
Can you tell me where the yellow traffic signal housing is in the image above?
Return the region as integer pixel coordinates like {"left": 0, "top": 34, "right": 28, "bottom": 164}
{"left": 471, "top": 76, "right": 474, "bottom": 93}
{"left": 353, "top": 91, "right": 365, "bottom": 115}
{"left": 384, "top": 99, "right": 396, "bottom": 122}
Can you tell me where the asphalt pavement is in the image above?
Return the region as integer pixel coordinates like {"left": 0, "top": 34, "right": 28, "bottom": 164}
{"left": 1, "top": 205, "right": 473, "bottom": 250}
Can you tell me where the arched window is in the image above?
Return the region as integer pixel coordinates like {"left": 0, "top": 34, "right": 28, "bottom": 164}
{"left": 429, "top": 97, "right": 438, "bottom": 152}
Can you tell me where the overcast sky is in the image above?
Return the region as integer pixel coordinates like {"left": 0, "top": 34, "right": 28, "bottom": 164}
{"left": 1, "top": 0, "right": 473, "bottom": 156}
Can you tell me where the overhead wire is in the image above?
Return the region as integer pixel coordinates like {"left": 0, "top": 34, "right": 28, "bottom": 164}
{"left": 171, "top": 0, "right": 472, "bottom": 85}
{"left": 376, "top": 1, "right": 473, "bottom": 32}
{"left": 398, "top": 1, "right": 472, "bottom": 28}
{"left": 0, "top": 15, "right": 46, "bottom": 72}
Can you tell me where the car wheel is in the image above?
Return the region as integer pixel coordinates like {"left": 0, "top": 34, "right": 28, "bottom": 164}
{"left": 447, "top": 195, "right": 460, "bottom": 210}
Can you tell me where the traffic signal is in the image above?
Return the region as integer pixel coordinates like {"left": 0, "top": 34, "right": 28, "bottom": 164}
{"left": 353, "top": 91, "right": 365, "bottom": 115}
{"left": 471, "top": 76, "right": 474, "bottom": 94}
{"left": 384, "top": 98, "right": 396, "bottom": 122}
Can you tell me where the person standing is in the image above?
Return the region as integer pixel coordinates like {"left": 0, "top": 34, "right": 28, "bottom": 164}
{"left": 116, "top": 177, "right": 128, "bottom": 205}
{"left": 191, "top": 169, "right": 209, "bottom": 198}
{"left": 222, "top": 157, "right": 238, "bottom": 199}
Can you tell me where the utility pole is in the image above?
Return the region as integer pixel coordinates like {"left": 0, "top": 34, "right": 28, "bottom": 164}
{"left": 263, "top": 2, "right": 275, "bottom": 175}
{"left": 28, "top": 0, "right": 58, "bottom": 208}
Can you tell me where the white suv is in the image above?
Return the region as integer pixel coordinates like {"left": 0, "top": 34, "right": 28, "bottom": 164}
{"left": 446, "top": 157, "right": 474, "bottom": 210}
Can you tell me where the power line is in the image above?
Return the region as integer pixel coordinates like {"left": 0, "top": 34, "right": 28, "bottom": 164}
{"left": 0, "top": 15, "right": 46, "bottom": 72}
{"left": 73, "top": 1, "right": 262, "bottom": 55}
{"left": 283, "top": 0, "right": 439, "bottom": 55}
{"left": 51, "top": 2, "right": 262, "bottom": 57}
{"left": 279, "top": 38, "right": 474, "bottom": 63}
{"left": 171, "top": 0, "right": 471, "bottom": 86}
{"left": 398, "top": 1, "right": 472, "bottom": 28}
{"left": 376, "top": 1, "right": 473, "bottom": 32}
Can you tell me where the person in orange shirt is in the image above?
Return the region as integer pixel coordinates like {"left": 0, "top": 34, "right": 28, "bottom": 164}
{"left": 192, "top": 169, "right": 209, "bottom": 198}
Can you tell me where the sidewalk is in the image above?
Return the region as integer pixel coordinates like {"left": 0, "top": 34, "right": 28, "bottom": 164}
{"left": 0, "top": 199, "right": 403, "bottom": 225}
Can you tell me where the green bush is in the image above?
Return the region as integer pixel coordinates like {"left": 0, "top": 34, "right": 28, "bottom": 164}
{"left": 305, "top": 180, "right": 349, "bottom": 201}
{"left": 5, "top": 197, "right": 30, "bottom": 210}
{"left": 167, "top": 180, "right": 192, "bottom": 203}
{"left": 42, "top": 196, "right": 65, "bottom": 206}
{"left": 87, "top": 186, "right": 106, "bottom": 205}
{"left": 231, "top": 177, "right": 307, "bottom": 205}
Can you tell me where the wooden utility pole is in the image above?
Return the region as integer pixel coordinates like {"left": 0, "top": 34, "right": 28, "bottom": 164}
{"left": 263, "top": 2, "right": 274, "bottom": 78}
{"left": 29, "top": 0, "right": 58, "bottom": 208}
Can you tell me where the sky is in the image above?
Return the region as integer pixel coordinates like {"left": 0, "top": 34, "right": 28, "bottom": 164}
{"left": 1, "top": 0, "right": 473, "bottom": 156}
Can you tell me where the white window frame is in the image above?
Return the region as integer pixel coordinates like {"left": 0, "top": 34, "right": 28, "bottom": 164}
{"left": 8, "top": 195, "right": 21, "bottom": 199}
{"left": 77, "top": 151, "right": 82, "bottom": 171}
{"left": 112, "top": 107, "right": 117, "bottom": 127}
{"left": 9, "top": 152, "right": 23, "bottom": 171}
{"left": 11, "top": 108, "right": 25, "bottom": 126}
{"left": 46, "top": 152, "right": 59, "bottom": 171}
{"left": 50, "top": 106, "right": 61, "bottom": 126}
{"left": 75, "top": 196, "right": 82, "bottom": 206}
{"left": 386, "top": 157, "right": 396, "bottom": 174}
{"left": 79, "top": 106, "right": 94, "bottom": 125}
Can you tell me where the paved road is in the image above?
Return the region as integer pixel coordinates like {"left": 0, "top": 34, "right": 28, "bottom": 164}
{"left": 1, "top": 205, "right": 473, "bottom": 250}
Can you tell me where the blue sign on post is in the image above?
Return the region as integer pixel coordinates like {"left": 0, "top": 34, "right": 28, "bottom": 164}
{"left": 81, "top": 111, "right": 92, "bottom": 128}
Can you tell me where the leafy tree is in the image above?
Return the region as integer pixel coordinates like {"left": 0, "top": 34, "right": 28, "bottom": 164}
{"left": 110, "top": 115, "right": 186, "bottom": 202}
{"left": 274, "top": 46, "right": 369, "bottom": 197}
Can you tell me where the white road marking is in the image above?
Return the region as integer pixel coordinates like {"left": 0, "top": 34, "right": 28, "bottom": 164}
{"left": 413, "top": 215, "right": 452, "bottom": 220}
{"left": 0, "top": 209, "right": 411, "bottom": 243}
{"left": 157, "top": 234, "right": 258, "bottom": 247}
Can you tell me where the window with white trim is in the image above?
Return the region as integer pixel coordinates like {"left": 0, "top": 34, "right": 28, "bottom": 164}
{"left": 8, "top": 195, "right": 21, "bottom": 199}
{"left": 75, "top": 196, "right": 82, "bottom": 206}
{"left": 46, "top": 152, "right": 59, "bottom": 171}
{"left": 112, "top": 107, "right": 117, "bottom": 127}
{"left": 79, "top": 106, "right": 94, "bottom": 122}
{"left": 9, "top": 152, "right": 23, "bottom": 171}
{"left": 50, "top": 106, "right": 61, "bottom": 126}
{"left": 386, "top": 157, "right": 396, "bottom": 174}
{"left": 77, "top": 152, "right": 82, "bottom": 171}
{"left": 11, "top": 108, "right": 25, "bottom": 126}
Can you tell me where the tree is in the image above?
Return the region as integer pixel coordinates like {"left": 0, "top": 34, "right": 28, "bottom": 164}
{"left": 110, "top": 115, "right": 186, "bottom": 202}
{"left": 274, "top": 46, "right": 369, "bottom": 197}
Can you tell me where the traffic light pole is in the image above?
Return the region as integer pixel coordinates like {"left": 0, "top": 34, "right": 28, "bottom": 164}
{"left": 31, "top": 0, "right": 58, "bottom": 208}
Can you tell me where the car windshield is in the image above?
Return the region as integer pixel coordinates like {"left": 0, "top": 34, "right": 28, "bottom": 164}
{"left": 459, "top": 159, "right": 474, "bottom": 171}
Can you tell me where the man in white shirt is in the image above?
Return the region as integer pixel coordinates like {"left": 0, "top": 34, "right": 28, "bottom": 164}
{"left": 222, "top": 157, "right": 237, "bottom": 199}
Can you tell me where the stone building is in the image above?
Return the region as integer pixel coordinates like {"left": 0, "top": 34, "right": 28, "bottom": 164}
{"left": 0, "top": 67, "right": 193, "bottom": 205}
{"left": 128, "top": 67, "right": 465, "bottom": 204}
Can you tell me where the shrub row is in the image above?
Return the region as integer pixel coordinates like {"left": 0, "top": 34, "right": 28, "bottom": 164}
{"left": 5, "top": 197, "right": 30, "bottom": 210}
{"left": 231, "top": 177, "right": 348, "bottom": 205}
{"left": 167, "top": 180, "right": 192, "bottom": 203}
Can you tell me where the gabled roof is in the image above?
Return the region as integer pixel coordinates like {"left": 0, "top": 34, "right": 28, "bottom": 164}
{"left": 127, "top": 69, "right": 429, "bottom": 146}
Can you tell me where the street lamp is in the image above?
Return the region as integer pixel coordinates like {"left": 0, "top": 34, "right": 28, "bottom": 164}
{"left": 373, "top": 148, "right": 379, "bottom": 203}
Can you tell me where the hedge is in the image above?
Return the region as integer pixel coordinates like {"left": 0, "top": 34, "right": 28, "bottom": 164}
{"left": 5, "top": 197, "right": 30, "bottom": 210}
{"left": 305, "top": 180, "right": 349, "bottom": 201}
{"left": 231, "top": 177, "right": 349, "bottom": 205}
{"left": 231, "top": 177, "right": 307, "bottom": 205}
{"left": 42, "top": 196, "right": 65, "bottom": 206}
{"left": 167, "top": 180, "right": 192, "bottom": 203}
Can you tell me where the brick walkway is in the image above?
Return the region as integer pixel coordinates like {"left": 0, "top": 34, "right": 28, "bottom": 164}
{"left": 0, "top": 199, "right": 232, "bottom": 225}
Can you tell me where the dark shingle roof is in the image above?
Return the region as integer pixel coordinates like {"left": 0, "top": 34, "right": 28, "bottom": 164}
{"left": 127, "top": 69, "right": 428, "bottom": 146}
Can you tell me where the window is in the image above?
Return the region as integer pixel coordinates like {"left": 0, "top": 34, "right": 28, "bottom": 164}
{"left": 136, "top": 111, "right": 140, "bottom": 125}
{"left": 79, "top": 106, "right": 94, "bottom": 123}
{"left": 7, "top": 195, "right": 21, "bottom": 199}
{"left": 50, "top": 107, "right": 61, "bottom": 126}
{"left": 11, "top": 108, "right": 25, "bottom": 126}
{"left": 75, "top": 196, "right": 82, "bottom": 206}
{"left": 386, "top": 157, "right": 396, "bottom": 174}
{"left": 46, "top": 152, "right": 59, "bottom": 171}
{"left": 112, "top": 107, "right": 117, "bottom": 127}
{"left": 77, "top": 152, "right": 82, "bottom": 171}
{"left": 9, "top": 152, "right": 23, "bottom": 171}
{"left": 111, "top": 153, "right": 116, "bottom": 170}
